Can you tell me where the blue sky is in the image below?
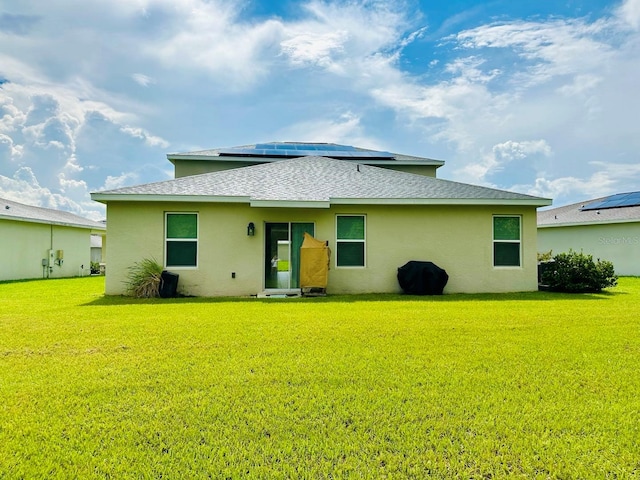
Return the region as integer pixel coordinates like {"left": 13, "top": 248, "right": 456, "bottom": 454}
{"left": 1, "top": 0, "right": 639, "bottom": 220}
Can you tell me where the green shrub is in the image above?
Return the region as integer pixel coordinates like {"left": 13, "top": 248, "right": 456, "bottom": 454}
{"left": 541, "top": 249, "right": 617, "bottom": 293}
{"left": 90, "top": 261, "right": 101, "bottom": 275}
{"left": 125, "top": 258, "right": 163, "bottom": 298}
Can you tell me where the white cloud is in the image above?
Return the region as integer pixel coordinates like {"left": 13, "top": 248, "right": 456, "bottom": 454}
{"left": 276, "top": 111, "right": 384, "bottom": 150}
{"left": 132, "top": 73, "right": 155, "bottom": 87}
{"left": 147, "top": 1, "right": 284, "bottom": 89}
{"left": 102, "top": 172, "right": 140, "bottom": 191}
{"left": 280, "top": 30, "right": 349, "bottom": 71}
{"left": 457, "top": 139, "right": 552, "bottom": 184}
{"left": 120, "top": 126, "right": 169, "bottom": 148}
{"left": 617, "top": 0, "right": 640, "bottom": 29}
{"left": 0, "top": 133, "right": 23, "bottom": 160}
{"left": 0, "top": 169, "right": 105, "bottom": 221}
{"left": 514, "top": 160, "right": 640, "bottom": 205}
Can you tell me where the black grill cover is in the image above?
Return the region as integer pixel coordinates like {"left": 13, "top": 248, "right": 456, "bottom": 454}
{"left": 397, "top": 261, "right": 448, "bottom": 295}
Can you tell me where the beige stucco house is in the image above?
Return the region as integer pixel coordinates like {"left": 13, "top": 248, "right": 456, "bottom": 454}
{"left": 538, "top": 192, "right": 640, "bottom": 275}
{"left": 0, "top": 197, "right": 106, "bottom": 282}
{"left": 91, "top": 142, "right": 551, "bottom": 296}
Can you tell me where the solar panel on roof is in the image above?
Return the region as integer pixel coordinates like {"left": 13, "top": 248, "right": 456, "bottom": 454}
{"left": 580, "top": 191, "right": 640, "bottom": 211}
{"left": 218, "top": 144, "right": 394, "bottom": 159}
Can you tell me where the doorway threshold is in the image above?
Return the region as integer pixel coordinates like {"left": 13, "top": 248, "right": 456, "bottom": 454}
{"left": 257, "top": 289, "right": 302, "bottom": 298}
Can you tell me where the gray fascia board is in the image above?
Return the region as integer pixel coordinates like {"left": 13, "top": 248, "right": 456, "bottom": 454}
{"left": 91, "top": 194, "right": 251, "bottom": 204}
{"left": 0, "top": 214, "right": 105, "bottom": 231}
{"left": 538, "top": 218, "right": 640, "bottom": 228}
{"left": 167, "top": 154, "right": 280, "bottom": 164}
{"left": 363, "top": 159, "right": 445, "bottom": 167}
{"left": 250, "top": 200, "right": 331, "bottom": 208}
{"left": 330, "top": 198, "right": 552, "bottom": 207}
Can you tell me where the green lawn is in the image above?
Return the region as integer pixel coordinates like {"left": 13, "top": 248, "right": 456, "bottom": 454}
{"left": 1, "top": 277, "right": 639, "bottom": 478}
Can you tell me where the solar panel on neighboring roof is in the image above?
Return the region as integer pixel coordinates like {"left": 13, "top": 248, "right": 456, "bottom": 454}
{"left": 218, "top": 143, "right": 395, "bottom": 159}
{"left": 580, "top": 191, "right": 640, "bottom": 211}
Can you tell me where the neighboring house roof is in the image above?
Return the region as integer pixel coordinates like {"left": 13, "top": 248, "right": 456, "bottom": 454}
{"left": 538, "top": 192, "right": 640, "bottom": 228}
{"left": 92, "top": 156, "right": 550, "bottom": 207}
{"left": 167, "top": 142, "right": 445, "bottom": 168}
{"left": 0, "top": 197, "right": 106, "bottom": 231}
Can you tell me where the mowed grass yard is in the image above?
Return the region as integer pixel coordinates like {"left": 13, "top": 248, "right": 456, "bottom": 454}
{"left": 1, "top": 277, "right": 639, "bottom": 479}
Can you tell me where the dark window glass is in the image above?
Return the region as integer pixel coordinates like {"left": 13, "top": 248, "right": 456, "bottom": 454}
{"left": 337, "top": 242, "right": 365, "bottom": 267}
{"left": 167, "top": 241, "right": 197, "bottom": 267}
{"left": 494, "top": 243, "right": 520, "bottom": 267}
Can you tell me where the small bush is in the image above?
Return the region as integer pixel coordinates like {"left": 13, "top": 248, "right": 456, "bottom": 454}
{"left": 90, "top": 261, "right": 101, "bottom": 275}
{"left": 541, "top": 249, "right": 617, "bottom": 293}
{"left": 125, "top": 258, "right": 163, "bottom": 298}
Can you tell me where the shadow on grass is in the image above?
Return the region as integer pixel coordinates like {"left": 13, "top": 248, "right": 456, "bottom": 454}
{"left": 81, "top": 288, "right": 623, "bottom": 307}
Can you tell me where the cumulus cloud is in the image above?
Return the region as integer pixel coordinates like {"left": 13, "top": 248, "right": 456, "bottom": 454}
{"left": 0, "top": 169, "right": 105, "bottom": 221}
{"left": 457, "top": 140, "right": 552, "bottom": 184}
{"left": 0, "top": 80, "right": 168, "bottom": 219}
{"left": 102, "top": 172, "right": 140, "bottom": 191}
{"left": 146, "top": 0, "right": 284, "bottom": 89}
{"left": 281, "top": 30, "right": 349, "bottom": 70}
{"left": 617, "top": 0, "right": 640, "bottom": 29}
{"left": 275, "top": 111, "right": 385, "bottom": 151}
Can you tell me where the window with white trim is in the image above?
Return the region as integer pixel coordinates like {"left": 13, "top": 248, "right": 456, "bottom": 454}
{"left": 493, "top": 215, "right": 521, "bottom": 267}
{"left": 336, "top": 215, "right": 365, "bottom": 267}
{"left": 165, "top": 213, "right": 198, "bottom": 267}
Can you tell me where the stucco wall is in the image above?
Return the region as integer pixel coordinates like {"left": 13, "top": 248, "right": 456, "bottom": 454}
{"left": 105, "top": 202, "right": 539, "bottom": 296}
{"left": 538, "top": 222, "right": 640, "bottom": 276}
{"left": 174, "top": 160, "right": 257, "bottom": 178}
{"left": 0, "top": 219, "right": 93, "bottom": 281}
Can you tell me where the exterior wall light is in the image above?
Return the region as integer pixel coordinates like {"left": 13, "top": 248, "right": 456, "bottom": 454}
{"left": 247, "top": 222, "right": 255, "bottom": 236}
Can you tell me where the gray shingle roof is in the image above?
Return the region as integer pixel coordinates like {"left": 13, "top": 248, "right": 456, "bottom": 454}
{"left": 0, "top": 197, "right": 106, "bottom": 230}
{"left": 93, "top": 156, "right": 549, "bottom": 206}
{"left": 538, "top": 195, "right": 640, "bottom": 227}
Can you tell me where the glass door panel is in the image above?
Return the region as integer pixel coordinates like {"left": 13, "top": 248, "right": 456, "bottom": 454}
{"left": 264, "top": 222, "right": 315, "bottom": 289}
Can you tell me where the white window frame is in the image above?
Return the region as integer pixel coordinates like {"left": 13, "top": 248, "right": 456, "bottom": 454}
{"left": 165, "top": 212, "right": 199, "bottom": 269}
{"left": 492, "top": 215, "right": 522, "bottom": 268}
{"left": 335, "top": 214, "right": 366, "bottom": 268}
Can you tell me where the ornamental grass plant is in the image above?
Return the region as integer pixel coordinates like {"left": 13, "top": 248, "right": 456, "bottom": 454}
{"left": 1, "top": 276, "right": 639, "bottom": 478}
{"left": 124, "top": 258, "right": 164, "bottom": 298}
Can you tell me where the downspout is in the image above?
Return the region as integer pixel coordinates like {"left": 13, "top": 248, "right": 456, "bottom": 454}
{"left": 48, "top": 224, "right": 53, "bottom": 278}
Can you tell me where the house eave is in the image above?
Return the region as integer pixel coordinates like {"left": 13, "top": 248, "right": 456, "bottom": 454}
{"left": 91, "top": 193, "right": 550, "bottom": 208}
{"left": 0, "top": 214, "right": 106, "bottom": 231}
{"left": 538, "top": 218, "right": 640, "bottom": 228}
{"left": 91, "top": 193, "right": 251, "bottom": 204}
{"left": 250, "top": 200, "right": 331, "bottom": 208}
{"left": 331, "top": 198, "right": 552, "bottom": 207}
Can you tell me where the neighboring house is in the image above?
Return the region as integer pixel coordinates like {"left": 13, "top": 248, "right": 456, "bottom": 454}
{"left": 0, "top": 197, "right": 106, "bottom": 282}
{"left": 91, "top": 142, "right": 550, "bottom": 296}
{"left": 538, "top": 192, "right": 640, "bottom": 275}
